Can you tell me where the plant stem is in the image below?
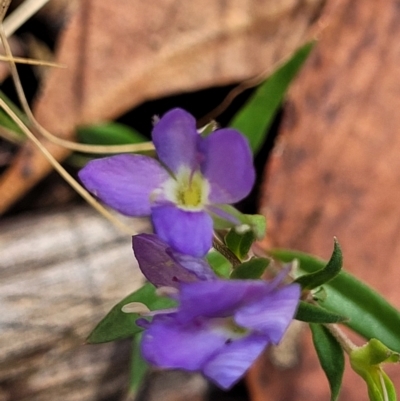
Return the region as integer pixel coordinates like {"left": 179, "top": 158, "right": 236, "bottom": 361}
{"left": 212, "top": 236, "right": 242, "bottom": 268}
{"left": 325, "top": 323, "right": 357, "bottom": 354}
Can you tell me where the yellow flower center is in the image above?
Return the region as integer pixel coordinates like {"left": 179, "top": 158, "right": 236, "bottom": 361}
{"left": 176, "top": 171, "right": 203, "bottom": 207}
{"left": 163, "top": 167, "right": 210, "bottom": 211}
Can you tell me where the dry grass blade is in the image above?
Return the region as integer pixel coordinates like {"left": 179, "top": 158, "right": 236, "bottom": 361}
{"left": 0, "top": 54, "right": 66, "bottom": 67}
{"left": 0, "top": 0, "right": 12, "bottom": 22}
{"left": 3, "top": 0, "right": 51, "bottom": 37}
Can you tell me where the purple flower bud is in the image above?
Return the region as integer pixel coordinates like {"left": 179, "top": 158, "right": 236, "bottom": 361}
{"left": 132, "top": 234, "right": 216, "bottom": 288}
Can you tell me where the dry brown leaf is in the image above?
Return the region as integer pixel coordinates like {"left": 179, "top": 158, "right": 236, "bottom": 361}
{"left": 0, "top": 0, "right": 325, "bottom": 214}
{"left": 249, "top": 0, "right": 400, "bottom": 400}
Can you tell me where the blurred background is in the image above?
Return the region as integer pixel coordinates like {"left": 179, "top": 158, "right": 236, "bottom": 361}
{"left": 2, "top": 0, "right": 400, "bottom": 400}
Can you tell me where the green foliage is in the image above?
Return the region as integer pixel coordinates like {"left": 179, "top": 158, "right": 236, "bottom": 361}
{"left": 229, "top": 42, "right": 315, "bottom": 153}
{"left": 129, "top": 332, "right": 148, "bottom": 394}
{"left": 206, "top": 250, "right": 231, "bottom": 278}
{"left": 210, "top": 204, "right": 266, "bottom": 240}
{"left": 77, "top": 122, "right": 147, "bottom": 145}
{"left": 295, "top": 301, "right": 347, "bottom": 324}
{"left": 230, "top": 257, "right": 270, "bottom": 279}
{"left": 225, "top": 229, "right": 255, "bottom": 261}
{"left": 350, "top": 339, "right": 399, "bottom": 401}
{"left": 271, "top": 249, "right": 400, "bottom": 352}
{"left": 310, "top": 323, "right": 344, "bottom": 401}
{"left": 295, "top": 238, "right": 342, "bottom": 290}
{"left": 87, "top": 282, "right": 176, "bottom": 344}
{"left": 0, "top": 90, "right": 29, "bottom": 137}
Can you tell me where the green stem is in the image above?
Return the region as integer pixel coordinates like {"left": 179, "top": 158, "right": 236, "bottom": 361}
{"left": 325, "top": 323, "right": 357, "bottom": 354}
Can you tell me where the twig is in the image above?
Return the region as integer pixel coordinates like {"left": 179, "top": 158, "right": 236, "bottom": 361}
{"left": 0, "top": 54, "right": 66, "bottom": 67}
{"left": 3, "top": 0, "right": 50, "bottom": 37}
{"left": 0, "top": 0, "right": 11, "bottom": 22}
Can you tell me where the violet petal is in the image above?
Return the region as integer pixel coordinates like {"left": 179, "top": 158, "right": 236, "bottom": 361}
{"left": 152, "top": 108, "right": 199, "bottom": 174}
{"left": 132, "top": 234, "right": 200, "bottom": 288}
{"left": 176, "top": 280, "right": 268, "bottom": 323}
{"left": 78, "top": 154, "right": 169, "bottom": 216}
{"left": 141, "top": 315, "right": 227, "bottom": 371}
{"left": 234, "top": 284, "right": 301, "bottom": 344}
{"left": 169, "top": 250, "right": 216, "bottom": 281}
{"left": 203, "top": 334, "right": 268, "bottom": 389}
{"left": 200, "top": 129, "right": 255, "bottom": 204}
{"left": 151, "top": 204, "right": 213, "bottom": 257}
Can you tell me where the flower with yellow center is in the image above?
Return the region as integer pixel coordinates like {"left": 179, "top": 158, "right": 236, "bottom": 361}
{"left": 79, "top": 108, "right": 255, "bottom": 257}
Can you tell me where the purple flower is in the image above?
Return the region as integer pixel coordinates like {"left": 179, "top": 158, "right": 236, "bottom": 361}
{"left": 139, "top": 279, "right": 300, "bottom": 389}
{"left": 132, "top": 233, "right": 216, "bottom": 288}
{"left": 78, "top": 108, "right": 255, "bottom": 257}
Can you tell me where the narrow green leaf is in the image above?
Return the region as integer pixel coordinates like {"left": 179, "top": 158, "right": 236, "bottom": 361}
{"left": 229, "top": 42, "right": 314, "bottom": 153}
{"left": 206, "top": 250, "right": 231, "bottom": 278}
{"left": 271, "top": 249, "right": 400, "bottom": 352}
{"left": 129, "top": 332, "right": 148, "bottom": 394}
{"left": 0, "top": 90, "right": 29, "bottom": 136}
{"left": 225, "top": 229, "right": 255, "bottom": 260}
{"left": 230, "top": 257, "right": 270, "bottom": 279}
{"left": 296, "top": 301, "right": 348, "bottom": 324}
{"left": 77, "top": 122, "right": 147, "bottom": 145}
{"left": 310, "top": 323, "right": 344, "bottom": 401}
{"left": 295, "top": 238, "right": 342, "bottom": 290}
{"left": 87, "top": 282, "right": 176, "bottom": 344}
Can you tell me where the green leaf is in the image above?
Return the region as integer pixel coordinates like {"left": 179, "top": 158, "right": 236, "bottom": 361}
{"left": 229, "top": 41, "right": 314, "bottom": 153}
{"left": 296, "top": 301, "right": 348, "bottom": 324}
{"left": 210, "top": 204, "right": 266, "bottom": 240}
{"left": 206, "top": 250, "right": 231, "bottom": 278}
{"left": 77, "top": 122, "right": 147, "bottom": 145}
{"left": 129, "top": 332, "right": 148, "bottom": 394}
{"left": 225, "top": 229, "right": 255, "bottom": 260}
{"left": 0, "top": 90, "right": 29, "bottom": 136}
{"left": 310, "top": 323, "right": 344, "bottom": 401}
{"left": 87, "top": 282, "right": 176, "bottom": 344}
{"left": 230, "top": 257, "right": 270, "bottom": 279}
{"left": 271, "top": 249, "right": 400, "bottom": 352}
{"left": 295, "top": 238, "right": 342, "bottom": 290}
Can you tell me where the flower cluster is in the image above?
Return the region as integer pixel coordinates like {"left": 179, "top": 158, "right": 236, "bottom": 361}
{"left": 133, "top": 235, "right": 300, "bottom": 388}
{"left": 79, "top": 108, "right": 300, "bottom": 389}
